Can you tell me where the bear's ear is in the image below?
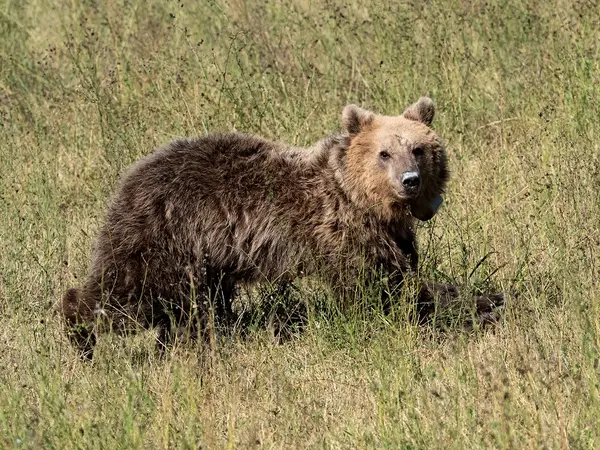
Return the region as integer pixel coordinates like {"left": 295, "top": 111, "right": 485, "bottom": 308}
{"left": 402, "top": 97, "right": 435, "bottom": 126}
{"left": 342, "top": 104, "right": 375, "bottom": 136}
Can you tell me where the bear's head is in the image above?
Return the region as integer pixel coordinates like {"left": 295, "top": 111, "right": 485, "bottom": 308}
{"left": 341, "top": 97, "right": 449, "bottom": 222}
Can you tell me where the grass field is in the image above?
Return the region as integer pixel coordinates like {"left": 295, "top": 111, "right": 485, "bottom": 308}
{"left": 1, "top": 0, "right": 600, "bottom": 448}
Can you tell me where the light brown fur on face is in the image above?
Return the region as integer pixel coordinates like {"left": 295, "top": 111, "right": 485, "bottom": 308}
{"left": 343, "top": 98, "right": 449, "bottom": 222}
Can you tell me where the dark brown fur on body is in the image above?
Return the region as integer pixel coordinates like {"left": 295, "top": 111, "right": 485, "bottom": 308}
{"left": 60, "top": 98, "right": 502, "bottom": 359}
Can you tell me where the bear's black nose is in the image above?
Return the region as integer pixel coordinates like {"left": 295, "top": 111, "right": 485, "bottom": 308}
{"left": 402, "top": 171, "right": 420, "bottom": 191}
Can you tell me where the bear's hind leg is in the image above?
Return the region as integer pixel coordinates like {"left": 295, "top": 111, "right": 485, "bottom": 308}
{"left": 58, "top": 288, "right": 97, "bottom": 360}
{"left": 206, "top": 272, "right": 237, "bottom": 333}
{"left": 155, "top": 320, "right": 199, "bottom": 356}
{"left": 154, "top": 270, "right": 239, "bottom": 355}
{"left": 152, "top": 294, "right": 202, "bottom": 355}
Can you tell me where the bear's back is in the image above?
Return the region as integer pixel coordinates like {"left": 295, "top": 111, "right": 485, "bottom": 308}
{"left": 119, "top": 132, "right": 320, "bottom": 203}
{"left": 95, "top": 132, "right": 334, "bottom": 275}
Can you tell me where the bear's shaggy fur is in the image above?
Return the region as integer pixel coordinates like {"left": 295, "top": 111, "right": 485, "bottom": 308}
{"left": 59, "top": 98, "right": 501, "bottom": 358}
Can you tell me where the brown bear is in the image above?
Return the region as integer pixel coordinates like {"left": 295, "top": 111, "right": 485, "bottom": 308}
{"left": 59, "top": 97, "right": 503, "bottom": 359}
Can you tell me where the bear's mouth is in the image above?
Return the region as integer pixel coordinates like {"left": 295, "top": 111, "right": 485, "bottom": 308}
{"left": 409, "top": 195, "right": 443, "bottom": 221}
{"left": 393, "top": 187, "right": 421, "bottom": 201}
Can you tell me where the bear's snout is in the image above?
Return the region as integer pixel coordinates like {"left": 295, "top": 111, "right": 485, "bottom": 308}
{"left": 401, "top": 171, "right": 421, "bottom": 196}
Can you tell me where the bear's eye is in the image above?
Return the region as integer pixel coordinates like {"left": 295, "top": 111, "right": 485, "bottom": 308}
{"left": 413, "top": 147, "right": 425, "bottom": 157}
{"left": 379, "top": 151, "right": 391, "bottom": 160}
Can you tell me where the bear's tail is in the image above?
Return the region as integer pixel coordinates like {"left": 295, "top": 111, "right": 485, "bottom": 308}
{"left": 57, "top": 288, "right": 97, "bottom": 360}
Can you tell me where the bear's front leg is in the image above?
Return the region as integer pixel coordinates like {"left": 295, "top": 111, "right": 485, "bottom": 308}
{"left": 417, "top": 282, "right": 505, "bottom": 326}
{"left": 471, "top": 292, "right": 505, "bottom": 326}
